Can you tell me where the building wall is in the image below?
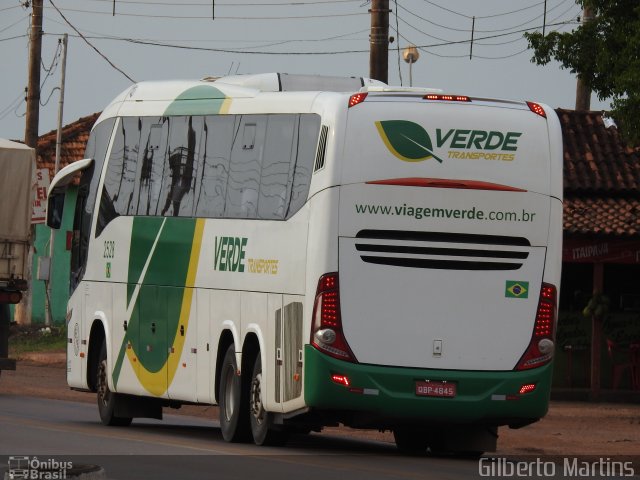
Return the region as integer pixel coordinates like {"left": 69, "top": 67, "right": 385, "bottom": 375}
{"left": 30, "top": 188, "right": 77, "bottom": 325}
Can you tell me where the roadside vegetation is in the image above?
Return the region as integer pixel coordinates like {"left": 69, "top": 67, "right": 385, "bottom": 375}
{"left": 8, "top": 325, "right": 66, "bottom": 355}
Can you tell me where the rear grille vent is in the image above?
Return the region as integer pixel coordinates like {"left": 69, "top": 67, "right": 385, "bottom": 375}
{"left": 355, "top": 230, "right": 530, "bottom": 271}
{"left": 314, "top": 125, "right": 329, "bottom": 172}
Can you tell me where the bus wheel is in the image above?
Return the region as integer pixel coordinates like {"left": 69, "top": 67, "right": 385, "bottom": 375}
{"left": 393, "top": 428, "right": 428, "bottom": 455}
{"left": 218, "top": 345, "right": 250, "bottom": 442}
{"left": 96, "top": 342, "right": 132, "bottom": 427}
{"left": 249, "top": 355, "right": 288, "bottom": 446}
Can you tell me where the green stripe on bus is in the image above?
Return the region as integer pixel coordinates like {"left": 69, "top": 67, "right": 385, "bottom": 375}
{"left": 164, "top": 85, "right": 229, "bottom": 116}
{"left": 114, "top": 217, "right": 197, "bottom": 387}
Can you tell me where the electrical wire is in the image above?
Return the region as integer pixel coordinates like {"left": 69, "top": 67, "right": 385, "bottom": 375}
{"left": 394, "top": 0, "right": 403, "bottom": 85}
{"left": 43, "top": 19, "right": 577, "bottom": 56}
{"left": 80, "top": 0, "right": 362, "bottom": 6}
{"left": 39, "top": 40, "right": 63, "bottom": 106}
{"left": 49, "top": 0, "right": 136, "bottom": 82}
{"left": 44, "top": 5, "right": 367, "bottom": 20}
{"left": 397, "top": 0, "right": 570, "bottom": 34}
{"left": 0, "top": 92, "right": 24, "bottom": 121}
{"left": 0, "top": 15, "right": 28, "bottom": 35}
{"left": 44, "top": 16, "right": 368, "bottom": 44}
{"left": 0, "top": 5, "right": 22, "bottom": 13}
{"left": 0, "top": 34, "right": 29, "bottom": 42}
{"left": 419, "top": 0, "right": 550, "bottom": 20}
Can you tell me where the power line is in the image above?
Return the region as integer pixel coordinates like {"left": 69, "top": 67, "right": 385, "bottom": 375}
{"left": 44, "top": 5, "right": 367, "bottom": 20}
{"left": 393, "top": 0, "right": 402, "bottom": 85}
{"left": 0, "top": 92, "right": 25, "bottom": 121}
{"left": 49, "top": 0, "right": 135, "bottom": 82}
{"left": 44, "top": 16, "right": 368, "bottom": 44}
{"left": 419, "top": 0, "right": 550, "bottom": 21}
{"left": 44, "top": 19, "right": 577, "bottom": 56}
{"left": 43, "top": 15, "right": 368, "bottom": 49}
{"left": 396, "top": 1, "right": 578, "bottom": 49}
{"left": 81, "top": 0, "right": 361, "bottom": 6}
{"left": 0, "top": 5, "right": 22, "bottom": 13}
{"left": 0, "top": 34, "right": 29, "bottom": 42}
{"left": 397, "top": 0, "right": 570, "bottom": 34}
{"left": 0, "top": 15, "right": 28, "bottom": 35}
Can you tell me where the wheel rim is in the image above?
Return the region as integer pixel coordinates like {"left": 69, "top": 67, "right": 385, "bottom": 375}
{"left": 97, "top": 359, "right": 110, "bottom": 407}
{"left": 250, "top": 372, "right": 265, "bottom": 426}
{"left": 223, "top": 364, "right": 236, "bottom": 422}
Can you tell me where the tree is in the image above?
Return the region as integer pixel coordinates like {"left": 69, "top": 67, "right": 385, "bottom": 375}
{"left": 525, "top": 0, "right": 640, "bottom": 145}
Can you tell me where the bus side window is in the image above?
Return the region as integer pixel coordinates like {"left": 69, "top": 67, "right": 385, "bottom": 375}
{"left": 225, "top": 115, "right": 266, "bottom": 218}
{"left": 194, "top": 116, "right": 234, "bottom": 218}
{"left": 258, "top": 115, "right": 296, "bottom": 220}
{"left": 71, "top": 117, "right": 115, "bottom": 292}
{"left": 159, "top": 116, "right": 203, "bottom": 217}
{"left": 286, "top": 114, "right": 320, "bottom": 219}
{"left": 97, "top": 118, "right": 132, "bottom": 236}
{"left": 135, "top": 118, "right": 165, "bottom": 216}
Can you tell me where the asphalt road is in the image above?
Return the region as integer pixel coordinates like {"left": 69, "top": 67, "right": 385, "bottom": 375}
{"left": 0, "top": 394, "right": 483, "bottom": 480}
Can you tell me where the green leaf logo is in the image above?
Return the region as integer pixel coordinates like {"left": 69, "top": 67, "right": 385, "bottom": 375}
{"left": 375, "top": 120, "right": 443, "bottom": 163}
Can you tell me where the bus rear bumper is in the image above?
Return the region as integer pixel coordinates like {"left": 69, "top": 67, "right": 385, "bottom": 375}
{"left": 303, "top": 345, "right": 552, "bottom": 428}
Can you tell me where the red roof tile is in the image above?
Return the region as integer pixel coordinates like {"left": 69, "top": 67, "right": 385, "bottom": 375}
{"left": 36, "top": 112, "right": 100, "bottom": 181}
{"left": 564, "top": 197, "right": 640, "bottom": 237}
{"left": 556, "top": 109, "right": 640, "bottom": 193}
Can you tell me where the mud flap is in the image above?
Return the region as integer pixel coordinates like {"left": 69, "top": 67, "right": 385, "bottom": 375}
{"left": 114, "top": 393, "right": 163, "bottom": 420}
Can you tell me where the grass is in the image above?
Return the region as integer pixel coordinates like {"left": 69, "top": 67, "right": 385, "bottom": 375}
{"left": 8, "top": 325, "right": 67, "bottom": 355}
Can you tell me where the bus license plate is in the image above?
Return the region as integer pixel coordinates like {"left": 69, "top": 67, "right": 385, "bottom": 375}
{"left": 415, "top": 381, "right": 456, "bottom": 398}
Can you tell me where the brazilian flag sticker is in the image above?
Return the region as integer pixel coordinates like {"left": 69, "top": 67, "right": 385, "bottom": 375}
{"left": 506, "top": 281, "right": 529, "bottom": 298}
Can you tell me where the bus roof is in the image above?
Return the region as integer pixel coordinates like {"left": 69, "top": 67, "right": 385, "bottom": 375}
{"left": 95, "top": 73, "right": 541, "bottom": 126}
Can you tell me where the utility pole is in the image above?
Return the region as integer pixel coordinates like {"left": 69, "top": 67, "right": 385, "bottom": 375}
{"left": 25, "top": 0, "right": 44, "bottom": 148}
{"left": 16, "top": 0, "right": 44, "bottom": 326}
{"left": 575, "top": 5, "right": 594, "bottom": 110}
{"left": 45, "top": 34, "right": 68, "bottom": 326}
{"left": 369, "top": 0, "right": 390, "bottom": 84}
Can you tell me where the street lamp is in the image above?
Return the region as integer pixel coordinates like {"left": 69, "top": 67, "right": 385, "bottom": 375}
{"left": 402, "top": 45, "right": 420, "bottom": 87}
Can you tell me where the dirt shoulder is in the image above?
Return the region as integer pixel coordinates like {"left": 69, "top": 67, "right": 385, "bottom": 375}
{"left": 1, "top": 360, "right": 639, "bottom": 457}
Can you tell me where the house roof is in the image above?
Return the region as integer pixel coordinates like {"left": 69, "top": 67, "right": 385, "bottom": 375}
{"left": 564, "top": 197, "right": 640, "bottom": 237}
{"left": 557, "top": 108, "right": 640, "bottom": 193}
{"left": 36, "top": 112, "right": 100, "bottom": 182}
{"left": 557, "top": 108, "right": 640, "bottom": 238}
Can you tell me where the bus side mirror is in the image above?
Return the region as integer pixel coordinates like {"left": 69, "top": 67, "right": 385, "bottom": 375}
{"left": 46, "top": 192, "right": 65, "bottom": 230}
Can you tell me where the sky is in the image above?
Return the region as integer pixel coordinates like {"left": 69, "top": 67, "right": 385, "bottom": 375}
{"left": 0, "top": 0, "right": 611, "bottom": 142}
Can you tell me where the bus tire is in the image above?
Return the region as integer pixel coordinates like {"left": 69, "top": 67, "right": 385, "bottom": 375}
{"left": 218, "top": 345, "right": 251, "bottom": 442}
{"left": 393, "top": 428, "right": 428, "bottom": 455}
{"left": 249, "top": 355, "right": 288, "bottom": 446}
{"left": 97, "top": 342, "right": 132, "bottom": 427}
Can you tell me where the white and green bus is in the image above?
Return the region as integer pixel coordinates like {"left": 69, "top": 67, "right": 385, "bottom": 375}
{"left": 47, "top": 73, "right": 562, "bottom": 453}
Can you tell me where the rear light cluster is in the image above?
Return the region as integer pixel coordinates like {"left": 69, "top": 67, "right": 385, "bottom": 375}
{"left": 348, "top": 93, "right": 368, "bottom": 108}
{"left": 0, "top": 291, "right": 22, "bottom": 304}
{"left": 515, "top": 283, "right": 557, "bottom": 371}
{"left": 526, "top": 101, "right": 547, "bottom": 118}
{"left": 311, "top": 273, "right": 357, "bottom": 362}
{"left": 424, "top": 94, "right": 470, "bottom": 102}
{"left": 518, "top": 383, "right": 537, "bottom": 395}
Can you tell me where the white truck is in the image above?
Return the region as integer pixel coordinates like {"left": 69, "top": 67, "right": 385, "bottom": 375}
{"left": 0, "top": 139, "right": 34, "bottom": 374}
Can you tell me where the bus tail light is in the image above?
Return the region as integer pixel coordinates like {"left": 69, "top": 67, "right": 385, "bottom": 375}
{"left": 515, "top": 283, "right": 557, "bottom": 370}
{"left": 311, "top": 273, "right": 357, "bottom": 362}
{"left": 348, "top": 93, "right": 367, "bottom": 108}
{"left": 331, "top": 374, "right": 350, "bottom": 386}
{"left": 0, "top": 291, "right": 22, "bottom": 304}
{"left": 527, "top": 101, "right": 547, "bottom": 118}
{"left": 518, "top": 383, "right": 537, "bottom": 395}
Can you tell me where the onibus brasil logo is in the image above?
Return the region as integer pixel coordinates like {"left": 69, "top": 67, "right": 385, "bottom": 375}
{"left": 375, "top": 120, "right": 522, "bottom": 163}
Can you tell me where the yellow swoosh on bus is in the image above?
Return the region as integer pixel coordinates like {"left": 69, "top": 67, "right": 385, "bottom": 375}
{"left": 124, "top": 219, "right": 205, "bottom": 396}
